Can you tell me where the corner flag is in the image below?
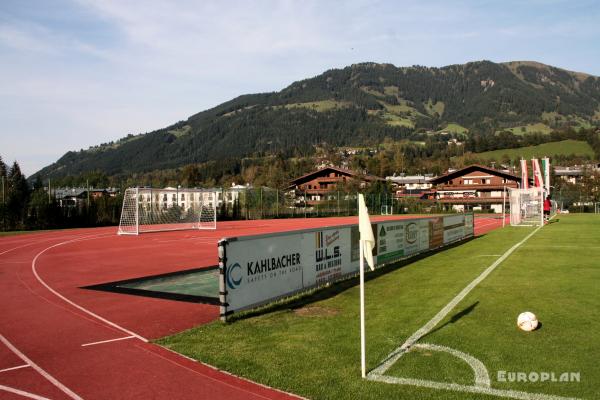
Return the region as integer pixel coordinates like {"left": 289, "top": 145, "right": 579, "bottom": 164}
{"left": 358, "top": 193, "right": 375, "bottom": 378}
{"left": 358, "top": 194, "right": 375, "bottom": 271}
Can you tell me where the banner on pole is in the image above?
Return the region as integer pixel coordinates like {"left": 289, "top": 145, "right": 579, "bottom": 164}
{"left": 542, "top": 157, "right": 551, "bottom": 194}
{"left": 520, "top": 159, "right": 529, "bottom": 189}
{"left": 531, "top": 158, "right": 544, "bottom": 188}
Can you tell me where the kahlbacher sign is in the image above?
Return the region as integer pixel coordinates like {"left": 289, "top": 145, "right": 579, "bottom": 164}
{"left": 220, "top": 234, "right": 305, "bottom": 314}
{"left": 219, "top": 227, "right": 356, "bottom": 317}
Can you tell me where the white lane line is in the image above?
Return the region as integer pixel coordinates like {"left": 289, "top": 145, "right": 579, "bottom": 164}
{"left": 371, "top": 225, "right": 542, "bottom": 376}
{"left": 0, "top": 234, "right": 84, "bottom": 257}
{"left": 31, "top": 234, "right": 148, "bottom": 343}
{"left": 0, "top": 364, "right": 30, "bottom": 373}
{"left": 0, "top": 334, "right": 83, "bottom": 400}
{"left": 81, "top": 335, "right": 135, "bottom": 347}
{"left": 0, "top": 384, "right": 52, "bottom": 400}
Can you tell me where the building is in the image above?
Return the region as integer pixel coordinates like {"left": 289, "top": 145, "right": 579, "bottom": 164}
{"left": 553, "top": 164, "right": 600, "bottom": 185}
{"left": 287, "top": 166, "right": 384, "bottom": 205}
{"left": 429, "top": 165, "right": 521, "bottom": 213}
{"left": 53, "top": 187, "right": 119, "bottom": 207}
{"left": 386, "top": 174, "right": 435, "bottom": 198}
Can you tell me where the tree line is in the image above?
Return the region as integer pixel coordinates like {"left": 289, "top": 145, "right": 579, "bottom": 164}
{"left": 0, "top": 155, "right": 123, "bottom": 231}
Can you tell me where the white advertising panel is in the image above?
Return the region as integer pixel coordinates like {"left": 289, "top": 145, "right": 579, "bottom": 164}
{"left": 224, "top": 234, "right": 305, "bottom": 312}
{"left": 376, "top": 221, "right": 405, "bottom": 264}
{"left": 404, "top": 220, "right": 428, "bottom": 256}
{"left": 302, "top": 228, "right": 354, "bottom": 287}
{"left": 464, "top": 213, "right": 474, "bottom": 236}
{"left": 443, "top": 214, "right": 466, "bottom": 244}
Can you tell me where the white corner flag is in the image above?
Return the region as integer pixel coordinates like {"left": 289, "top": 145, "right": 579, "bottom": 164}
{"left": 359, "top": 194, "right": 375, "bottom": 271}
{"left": 358, "top": 194, "right": 375, "bottom": 378}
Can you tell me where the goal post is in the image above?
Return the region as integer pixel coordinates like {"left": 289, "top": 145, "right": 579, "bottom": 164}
{"left": 118, "top": 187, "right": 217, "bottom": 235}
{"left": 508, "top": 187, "right": 545, "bottom": 226}
{"left": 380, "top": 204, "right": 393, "bottom": 215}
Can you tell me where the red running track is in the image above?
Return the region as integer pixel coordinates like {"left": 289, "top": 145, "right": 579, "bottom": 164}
{"left": 0, "top": 215, "right": 506, "bottom": 399}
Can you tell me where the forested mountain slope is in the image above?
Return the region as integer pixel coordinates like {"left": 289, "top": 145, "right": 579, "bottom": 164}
{"left": 33, "top": 60, "right": 600, "bottom": 180}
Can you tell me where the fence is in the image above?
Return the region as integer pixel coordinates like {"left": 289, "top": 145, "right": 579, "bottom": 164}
{"left": 215, "top": 188, "right": 444, "bottom": 220}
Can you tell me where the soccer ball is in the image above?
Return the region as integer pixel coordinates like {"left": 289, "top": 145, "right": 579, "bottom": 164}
{"left": 517, "top": 311, "right": 538, "bottom": 331}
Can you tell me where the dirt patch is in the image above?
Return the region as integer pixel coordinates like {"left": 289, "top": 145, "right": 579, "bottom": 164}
{"left": 293, "top": 306, "right": 340, "bottom": 317}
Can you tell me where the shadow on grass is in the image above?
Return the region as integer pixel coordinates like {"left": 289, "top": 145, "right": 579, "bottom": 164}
{"left": 419, "top": 301, "right": 479, "bottom": 340}
{"left": 228, "top": 236, "right": 485, "bottom": 322}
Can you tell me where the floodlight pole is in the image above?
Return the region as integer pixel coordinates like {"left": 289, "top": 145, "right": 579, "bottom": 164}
{"left": 359, "top": 239, "right": 366, "bottom": 378}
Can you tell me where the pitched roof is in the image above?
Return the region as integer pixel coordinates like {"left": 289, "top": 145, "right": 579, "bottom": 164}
{"left": 289, "top": 166, "right": 383, "bottom": 185}
{"left": 430, "top": 164, "right": 520, "bottom": 184}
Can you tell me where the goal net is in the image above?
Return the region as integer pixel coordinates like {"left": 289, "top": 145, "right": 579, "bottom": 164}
{"left": 118, "top": 187, "right": 217, "bottom": 235}
{"left": 509, "top": 187, "right": 544, "bottom": 226}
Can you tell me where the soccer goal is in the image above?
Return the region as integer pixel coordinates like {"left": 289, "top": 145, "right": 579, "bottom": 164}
{"left": 509, "top": 187, "right": 544, "bottom": 226}
{"left": 380, "top": 204, "right": 393, "bottom": 215}
{"left": 118, "top": 187, "right": 217, "bottom": 235}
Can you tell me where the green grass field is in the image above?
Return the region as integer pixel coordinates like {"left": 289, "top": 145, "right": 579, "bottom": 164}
{"left": 441, "top": 123, "right": 469, "bottom": 135}
{"left": 475, "top": 139, "right": 594, "bottom": 161}
{"left": 159, "top": 215, "right": 600, "bottom": 399}
{"left": 501, "top": 123, "right": 553, "bottom": 136}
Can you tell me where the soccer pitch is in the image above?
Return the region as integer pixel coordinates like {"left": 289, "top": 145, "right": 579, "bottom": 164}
{"left": 159, "top": 214, "right": 600, "bottom": 400}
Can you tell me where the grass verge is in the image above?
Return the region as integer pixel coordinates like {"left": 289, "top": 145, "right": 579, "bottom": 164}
{"left": 158, "top": 215, "right": 599, "bottom": 399}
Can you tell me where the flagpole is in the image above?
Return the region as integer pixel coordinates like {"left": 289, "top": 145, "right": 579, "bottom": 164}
{"left": 360, "top": 239, "right": 366, "bottom": 378}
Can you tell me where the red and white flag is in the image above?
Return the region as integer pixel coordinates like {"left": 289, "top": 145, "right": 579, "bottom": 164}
{"left": 520, "top": 159, "right": 529, "bottom": 189}
{"left": 531, "top": 158, "right": 544, "bottom": 188}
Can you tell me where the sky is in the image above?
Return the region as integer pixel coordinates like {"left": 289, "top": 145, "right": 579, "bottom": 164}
{"left": 1, "top": 0, "right": 600, "bottom": 176}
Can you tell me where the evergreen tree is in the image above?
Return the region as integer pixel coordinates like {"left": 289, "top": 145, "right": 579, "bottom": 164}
{"left": 0, "top": 155, "right": 7, "bottom": 230}
{"left": 7, "top": 161, "right": 30, "bottom": 230}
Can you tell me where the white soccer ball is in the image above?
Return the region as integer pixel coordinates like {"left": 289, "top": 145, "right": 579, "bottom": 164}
{"left": 517, "top": 311, "right": 538, "bottom": 332}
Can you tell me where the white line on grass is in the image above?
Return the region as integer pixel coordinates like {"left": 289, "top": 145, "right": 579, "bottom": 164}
{"left": 0, "top": 384, "right": 52, "bottom": 400}
{"left": 81, "top": 335, "right": 136, "bottom": 347}
{"left": 0, "top": 364, "right": 30, "bottom": 373}
{"left": 371, "top": 226, "right": 542, "bottom": 376}
{"left": 367, "top": 222, "right": 581, "bottom": 399}
{"left": 412, "top": 343, "right": 490, "bottom": 387}
{"left": 31, "top": 234, "right": 148, "bottom": 343}
{"left": 0, "top": 334, "right": 83, "bottom": 400}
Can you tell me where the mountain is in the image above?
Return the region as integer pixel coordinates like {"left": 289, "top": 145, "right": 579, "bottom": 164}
{"left": 33, "top": 60, "right": 600, "bottom": 180}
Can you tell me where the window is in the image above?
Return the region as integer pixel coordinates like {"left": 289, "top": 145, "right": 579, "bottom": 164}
{"left": 181, "top": 194, "right": 185, "bottom": 200}
{"left": 172, "top": 194, "right": 176, "bottom": 201}
{"left": 464, "top": 179, "right": 473, "bottom": 185}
